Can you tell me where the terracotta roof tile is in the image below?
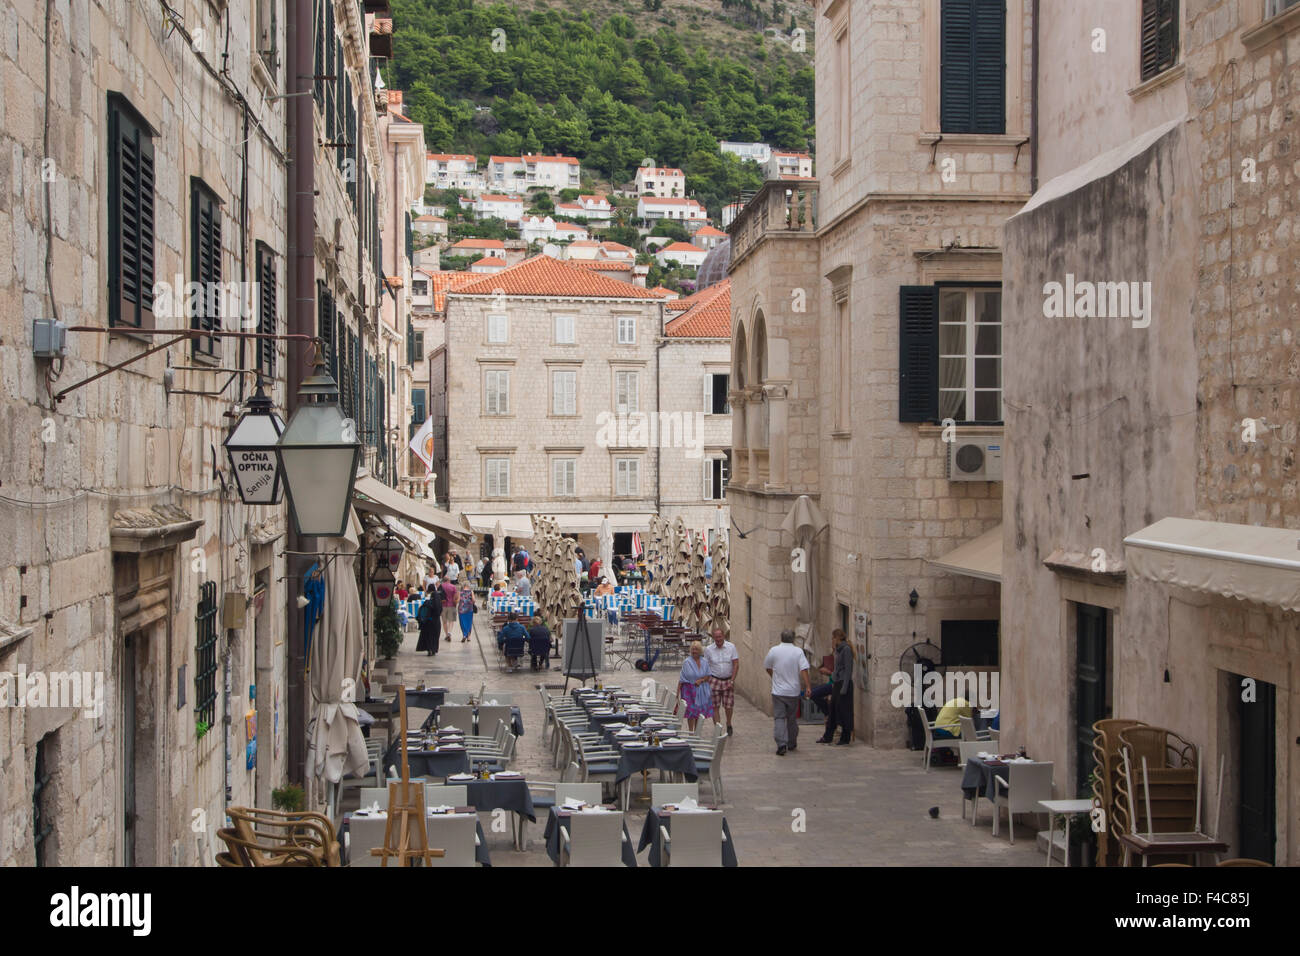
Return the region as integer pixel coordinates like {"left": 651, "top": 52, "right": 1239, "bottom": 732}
{"left": 664, "top": 279, "right": 730, "bottom": 338}
{"left": 448, "top": 255, "right": 659, "bottom": 299}
{"left": 447, "top": 238, "right": 506, "bottom": 250}
{"left": 420, "top": 271, "right": 480, "bottom": 312}
{"left": 694, "top": 225, "right": 727, "bottom": 237}
{"left": 658, "top": 241, "right": 703, "bottom": 254}
{"left": 648, "top": 286, "right": 679, "bottom": 299}
{"left": 570, "top": 259, "right": 632, "bottom": 271}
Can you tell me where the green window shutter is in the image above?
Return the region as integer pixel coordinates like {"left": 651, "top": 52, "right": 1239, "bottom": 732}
{"left": 898, "top": 285, "right": 939, "bottom": 423}
{"left": 108, "top": 94, "right": 156, "bottom": 329}
{"left": 940, "top": 0, "right": 1005, "bottom": 135}
{"left": 256, "top": 243, "right": 277, "bottom": 376}
{"left": 405, "top": 212, "right": 413, "bottom": 263}
{"left": 1140, "top": 0, "right": 1178, "bottom": 81}
{"left": 190, "top": 179, "right": 222, "bottom": 359}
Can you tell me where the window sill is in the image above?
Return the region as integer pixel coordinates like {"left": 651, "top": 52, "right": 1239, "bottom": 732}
{"left": 830, "top": 430, "right": 851, "bottom": 440}
{"left": 916, "top": 423, "right": 1004, "bottom": 436}
{"left": 1242, "top": 5, "right": 1300, "bottom": 48}
{"left": 1127, "top": 62, "right": 1185, "bottom": 99}
{"left": 189, "top": 348, "right": 222, "bottom": 367}
{"left": 252, "top": 55, "right": 279, "bottom": 97}
{"left": 918, "top": 133, "right": 1026, "bottom": 149}
{"left": 831, "top": 157, "right": 852, "bottom": 178}
{"left": 109, "top": 325, "right": 158, "bottom": 346}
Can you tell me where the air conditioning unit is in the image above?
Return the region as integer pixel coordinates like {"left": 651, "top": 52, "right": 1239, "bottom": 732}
{"left": 946, "top": 439, "right": 1003, "bottom": 482}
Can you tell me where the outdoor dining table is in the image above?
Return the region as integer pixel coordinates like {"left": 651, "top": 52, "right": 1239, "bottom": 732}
{"left": 343, "top": 809, "right": 492, "bottom": 866}
{"left": 615, "top": 741, "right": 699, "bottom": 813}
{"left": 384, "top": 739, "right": 471, "bottom": 780}
{"left": 393, "top": 688, "right": 448, "bottom": 712}
{"left": 541, "top": 807, "right": 638, "bottom": 867}
{"left": 457, "top": 777, "right": 537, "bottom": 822}
{"left": 423, "top": 705, "right": 525, "bottom": 737}
{"left": 638, "top": 806, "right": 738, "bottom": 867}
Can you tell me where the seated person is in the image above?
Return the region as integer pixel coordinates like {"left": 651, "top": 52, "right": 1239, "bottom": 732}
{"left": 932, "top": 697, "right": 972, "bottom": 739}
{"left": 810, "top": 653, "right": 836, "bottom": 717}
{"left": 527, "top": 615, "right": 552, "bottom": 671}
{"left": 497, "top": 610, "right": 527, "bottom": 653}
{"left": 501, "top": 616, "right": 528, "bottom": 672}
{"left": 514, "top": 569, "right": 532, "bottom": 598}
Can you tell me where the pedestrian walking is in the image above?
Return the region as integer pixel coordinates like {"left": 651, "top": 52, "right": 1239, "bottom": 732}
{"left": 816, "top": 628, "right": 855, "bottom": 745}
{"left": 440, "top": 575, "right": 457, "bottom": 641}
{"left": 456, "top": 574, "right": 477, "bottom": 643}
{"left": 703, "top": 628, "right": 740, "bottom": 735}
{"left": 763, "top": 629, "right": 811, "bottom": 755}
{"left": 678, "top": 641, "right": 715, "bottom": 733}
{"left": 415, "top": 582, "right": 443, "bottom": 656}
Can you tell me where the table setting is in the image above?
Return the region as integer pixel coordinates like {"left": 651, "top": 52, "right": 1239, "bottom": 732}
{"left": 343, "top": 802, "right": 492, "bottom": 866}
{"left": 637, "top": 799, "right": 738, "bottom": 867}
{"left": 541, "top": 798, "right": 638, "bottom": 867}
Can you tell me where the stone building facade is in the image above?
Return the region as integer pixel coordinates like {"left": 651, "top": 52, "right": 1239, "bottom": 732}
{"left": 1000, "top": 0, "right": 1299, "bottom": 864}
{"left": 726, "top": 0, "right": 1032, "bottom": 744}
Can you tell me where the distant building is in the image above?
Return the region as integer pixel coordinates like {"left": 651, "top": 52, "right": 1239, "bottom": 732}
{"left": 474, "top": 193, "right": 524, "bottom": 222}
{"left": 764, "top": 150, "right": 814, "bottom": 179}
{"left": 486, "top": 154, "right": 581, "bottom": 193}
{"left": 425, "top": 153, "right": 480, "bottom": 190}
{"left": 412, "top": 214, "right": 448, "bottom": 238}
{"left": 575, "top": 194, "right": 613, "bottom": 221}
{"left": 637, "top": 196, "right": 707, "bottom": 222}
{"left": 692, "top": 224, "right": 728, "bottom": 250}
{"left": 446, "top": 238, "right": 506, "bottom": 257}
{"left": 720, "top": 141, "right": 772, "bottom": 164}
{"left": 635, "top": 166, "right": 686, "bottom": 197}
{"left": 655, "top": 241, "right": 708, "bottom": 269}
{"left": 721, "top": 202, "right": 743, "bottom": 228}
{"left": 470, "top": 256, "right": 507, "bottom": 274}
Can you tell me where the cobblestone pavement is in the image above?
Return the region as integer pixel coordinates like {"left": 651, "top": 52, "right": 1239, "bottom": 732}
{"left": 349, "top": 616, "right": 1041, "bottom": 866}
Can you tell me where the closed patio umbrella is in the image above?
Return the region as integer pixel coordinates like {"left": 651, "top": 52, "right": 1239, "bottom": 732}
{"left": 709, "top": 536, "right": 730, "bottom": 634}
{"left": 308, "top": 508, "right": 370, "bottom": 819}
{"left": 688, "top": 534, "right": 710, "bottom": 632}
{"left": 598, "top": 515, "right": 614, "bottom": 579}
{"left": 781, "top": 494, "right": 828, "bottom": 655}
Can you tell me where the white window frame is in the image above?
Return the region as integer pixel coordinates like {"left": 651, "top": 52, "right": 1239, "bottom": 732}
{"left": 552, "top": 369, "right": 577, "bottom": 416}
{"left": 1267, "top": 0, "right": 1299, "bottom": 16}
{"left": 487, "top": 312, "right": 508, "bottom": 343}
{"left": 614, "top": 370, "right": 639, "bottom": 415}
{"left": 484, "top": 369, "right": 510, "bottom": 415}
{"left": 552, "top": 457, "right": 577, "bottom": 497}
{"left": 614, "top": 457, "right": 640, "bottom": 497}
{"left": 616, "top": 315, "right": 637, "bottom": 345}
{"left": 704, "top": 372, "right": 731, "bottom": 415}
{"left": 554, "top": 313, "right": 575, "bottom": 344}
{"left": 703, "top": 455, "right": 730, "bottom": 500}
{"left": 938, "top": 286, "right": 1003, "bottom": 424}
{"left": 485, "top": 457, "right": 511, "bottom": 497}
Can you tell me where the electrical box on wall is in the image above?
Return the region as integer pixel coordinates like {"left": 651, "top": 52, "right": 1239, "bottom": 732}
{"left": 222, "top": 591, "right": 247, "bottom": 630}
{"left": 32, "top": 318, "right": 68, "bottom": 358}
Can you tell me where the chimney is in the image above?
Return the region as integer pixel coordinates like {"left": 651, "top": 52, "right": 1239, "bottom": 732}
{"left": 387, "top": 90, "right": 403, "bottom": 108}
{"left": 632, "top": 264, "right": 649, "bottom": 288}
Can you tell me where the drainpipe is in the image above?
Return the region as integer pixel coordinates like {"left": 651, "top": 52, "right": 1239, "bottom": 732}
{"left": 1030, "top": 0, "right": 1040, "bottom": 194}
{"left": 286, "top": 0, "right": 315, "bottom": 788}
{"left": 654, "top": 302, "right": 667, "bottom": 516}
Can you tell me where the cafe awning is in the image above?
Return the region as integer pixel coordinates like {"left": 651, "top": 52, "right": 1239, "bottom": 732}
{"left": 351, "top": 472, "right": 470, "bottom": 545}
{"left": 929, "top": 524, "right": 1002, "bottom": 583}
{"left": 1123, "top": 517, "right": 1300, "bottom": 612}
{"left": 550, "top": 513, "right": 657, "bottom": 535}
{"left": 378, "top": 515, "right": 437, "bottom": 562}
{"left": 463, "top": 513, "right": 535, "bottom": 539}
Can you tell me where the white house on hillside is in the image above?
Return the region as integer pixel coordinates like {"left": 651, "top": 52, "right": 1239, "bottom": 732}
{"left": 655, "top": 241, "right": 708, "bottom": 269}
{"left": 764, "top": 150, "right": 813, "bottom": 179}
{"left": 425, "top": 153, "right": 480, "bottom": 190}
{"left": 720, "top": 141, "right": 771, "bottom": 164}
{"left": 635, "top": 166, "right": 686, "bottom": 197}
{"left": 637, "top": 196, "right": 707, "bottom": 222}
{"left": 474, "top": 193, "right": 524, "bottom": 221}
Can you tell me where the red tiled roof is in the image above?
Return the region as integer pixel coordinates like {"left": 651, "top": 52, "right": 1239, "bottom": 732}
{"left": 427, "top": 153, "right": 477, "bottom": 161}
{"left": 477, "top": 194, "right": 520, "bottom": 203}
{"left": 579, "top": 194, "right": 609, "bottom": 203}
{"left": 447, "top": 238, "right": 506, "bottom": 250}
{"left": 553, "top": 221, "right": 588, "bottom": 232}
{"left": 658, "top": 241, "right": 703, "bottom": 254}
{"left": 637, "top": 167, "right": 683, "bottom": 177}
{"left": 570, "top": 259, "right": 632, "bottom": 271}
{"left": 414, "top": 215, "right": 446, "bottom": 222}
{"left": 773, "top": 151, "right": 811, "bottom": 158}
{"left": 422, "top": 271, "right": 480, "bottom": 312}
{"left": 663, "top": 283, "right": 716, "bottom": 311}
{"left": 600, "top": 241, "right": 634, "bottom": 253}
{"left": 648, "top": 286, "right": 679, "bottom": 299}
{"left": 567, "top": 240, "right": 600, "bottom": 248}
{"left": 489, "top": 155, "right": 522, "bottom": 165}
{"left": 474, "top": 256, "right": 506, "bottom": 266}
{"left": 664, "top": 279, "right": 730, "bottom": 338}
{"left": 523, "top": 154, "right": 580, "bottom": 165}
{"left": 639, "top": 196, "right": 701, "bottom": 206}
{"left": 694, "top": 225, "right": 727, "bottom": 237}
{"left": 448, "top": 256, "right": 660, "bottom": 299}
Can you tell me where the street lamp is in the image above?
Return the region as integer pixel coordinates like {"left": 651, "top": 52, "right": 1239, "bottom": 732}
{"left": 275, "top": 343, "right": 362, "bottom": 537}
{"left": 371, "top": 565, "right": 396, "bottom": 607}
{"left": 224, "top": 377, "right": 285, "bottom": 505}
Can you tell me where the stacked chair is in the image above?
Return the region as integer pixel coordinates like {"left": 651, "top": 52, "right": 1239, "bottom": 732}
{"left": 219, "top": 807, "right": 340, "bottom": 867}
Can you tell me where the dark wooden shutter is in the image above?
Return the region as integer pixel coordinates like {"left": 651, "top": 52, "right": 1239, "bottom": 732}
{"left": 190, "top": 179, "right": 222, "bottom": 359}
{"left": 313, "top": 0, "right": 324, "bottom": 102}
{"left": 940, "top": 0, "right": 1005, "bottom": 135}
{"left": 1140, "top": 0, "right": 1178, "bottom": 82}
{"left": 405, "top": 212, "right": 413, "bottom": 263}
{"left": 256, "top": 243, "right": 276, "bottom": 376}
{"left": 317, "top": 281, "right": 334, "bottom": 375}
{"left": 898, "top": 285, "right": 939, "bottom": 423}
{"left": 108, "top": 94, "right": 156, "bottom": 329}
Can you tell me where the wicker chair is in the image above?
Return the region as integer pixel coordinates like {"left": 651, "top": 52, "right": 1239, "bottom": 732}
{"left": 1091, "top": 718, "right": 1147, "bottom": 867}
{"left": 224, "top": 807, "right": 340, "bottom": 867}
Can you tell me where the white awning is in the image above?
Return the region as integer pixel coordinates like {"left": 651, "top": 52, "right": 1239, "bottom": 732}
{"left": 1123, "top": 517, "right": 1300, "bottom": 611}
{"left": 379, "top": 515, "right": 437, "bottom": 562}
{"left": 351, "top": 473, "right": 470, "bottom": 545}
{"left": 928, "top": 524, "right": 1002, "bottom": 583}
{"left": 549, "top": 512, "right": 657, "bottom": 535}
{"left": 463, "top": 514, "right": 535, "bottom": 539}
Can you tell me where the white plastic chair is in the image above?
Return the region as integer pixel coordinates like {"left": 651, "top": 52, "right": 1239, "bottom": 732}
{"left": 651, "top": 782, "right": 699, "bottom": 806}
{"left": 358, "top": 786, "right": 390, "bottom": 809}
{"left": 480, "top": 692, "right": 514, "bottom": 705}
{"left": 437, "top": 704, "right": 476, "bottom": 734}
{"left": 960, "top": 715, "right": 991, "bottom": 742}
{"left": 920, "top": 715, "right": 962, "bottom": 771}
{"left": 697, "top": 733, "right": 727, "bottom": 804}
{"left": 555, "top": 782, "right": 602, "bottom": 806}
{"left": 348, "top": 814, "right": 387, "bottom": 867}
{"left": 958, "top": 741, "right": 991, "bottom": 825}
{"left": 425, "top": 785, "right": 467, "bottom": 809}
{"left": 424, "top": 813, "right": 479, "bottom": 866}
{"left": 559, "top": 811, "right": 628, "bottom": 867}
{"left": 477, "top": 705, "right": 514, "bottom": 738}
{"left": 660, "top": 810, "right": 725, "bottom": 867}
{"left": 992, "top": 762, "right": 1055, "bottom": 844}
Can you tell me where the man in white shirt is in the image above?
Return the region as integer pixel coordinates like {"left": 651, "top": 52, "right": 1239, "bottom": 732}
{"left": 702, "top": 628, "right": 740, "bottom": 736}
{"left": 763, "top": 629, "right": 811, "bottom": 755}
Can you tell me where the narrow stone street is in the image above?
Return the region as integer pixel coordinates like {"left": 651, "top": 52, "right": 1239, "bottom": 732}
{"left": 352, "top": 617, "right": 1040, "bottom": 866}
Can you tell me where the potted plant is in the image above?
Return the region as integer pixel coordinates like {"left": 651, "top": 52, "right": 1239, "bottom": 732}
{"left": 374, "top": 601, "right": 402, "bottom": 660}
{"left": 272, "top": 783, "right": 305, "bottom": 813}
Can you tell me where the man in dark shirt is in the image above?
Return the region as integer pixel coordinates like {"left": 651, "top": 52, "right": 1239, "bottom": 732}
{"left": 527, "top": 615, "right": 552, "bottom": 671}
{"left": 816, "top": 628, "right": 855, "bottom": 745}
{"left": 497, "top": 611, "right": 528, "bottom": 671}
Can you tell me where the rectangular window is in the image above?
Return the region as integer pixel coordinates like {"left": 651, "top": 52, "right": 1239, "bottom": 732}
{"left": 190, "top": 178, "right": 223, "bottom": 360}
{"left": 835, "top": 295, "right": 851, "bottom": 430}
{"left": 835, "top": 28, "right": 851, "bottom": 162}
{"left": 703, "top": 454, "right": 730, "bottom": 500}
{"left": 938, "top": 287, "right": 1002, "bottom": 423}
{"left": 940, "top": 0, "right": 1006, "bottom": 135}
{"left": 107, "top": 93, "right": 156, "bottom": 329}
{"left": 33, "top": 733, "right": 55, "bottom": 866}
{"left": 411, "top": 329, "right": 424, "bottom": 361}
{"left": 412, "top": 279, "right": 428, "bottom": 296}
{"left": 554, "top": 313, "right": 575, "bottom": 344}
{"left": 552, "top": 369, "right": 577, "bottom": 416}
{"left": 614, "top": 457, "right": 640, "bottom": 496}
{"left": 614, "top": 370, "right": 639, "bottom": 414}
{"left": 195, "top": 581, "right": 219, "bottom": 732}
{"left": 617, "top": 315, "right": 636, "bottom": 344}
{"left": 705, "top": 373, "right": 731, "bottom": 414}
{"left": 1140, "top": 0, "right": 1179, "bottom": 81}
{"left": 485, "top": 369, "right": 510, "bottom": 415}
{"left": 552, "top": 458, "right": 577, "bottom": 497}
{"left": 1268, "top": 0, "right": 1300, "bottom": 15}
{"left": 255, "top": 242, "right": 277, "bottom": 376}
{"left": 256, "top": 0, "right": 277, "bottom": 75}
{"left": 487, "top": 313, "right": 508, "bottom": 343}
{"left": 411, "top": 387, "right": 426, "bottom": 424}
{"left": 485, "top": 457, "right": 511, "bottom": 497}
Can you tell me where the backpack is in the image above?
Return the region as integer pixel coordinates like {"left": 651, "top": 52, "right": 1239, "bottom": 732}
{"left": 417, "top": 597, "right": 437, "bottom": 625}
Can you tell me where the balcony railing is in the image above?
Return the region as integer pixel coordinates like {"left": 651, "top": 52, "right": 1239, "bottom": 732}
{"left": 728, "top": 180, "right": 819, "bottom": 266}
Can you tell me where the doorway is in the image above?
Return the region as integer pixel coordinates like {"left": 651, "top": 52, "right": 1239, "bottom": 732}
{"left": 1074, "top": 604, "right": 1111, "bottom": 795}
{"left": 1235, "top": 675, "right": 1276, "bottom": 863}
{"left": 122, "top": 627, "right": 159, "bottom": 866}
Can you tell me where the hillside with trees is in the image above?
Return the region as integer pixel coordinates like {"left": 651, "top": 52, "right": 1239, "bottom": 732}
{"left": 389, "top": 0, "right": 815, "bottom": 217}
